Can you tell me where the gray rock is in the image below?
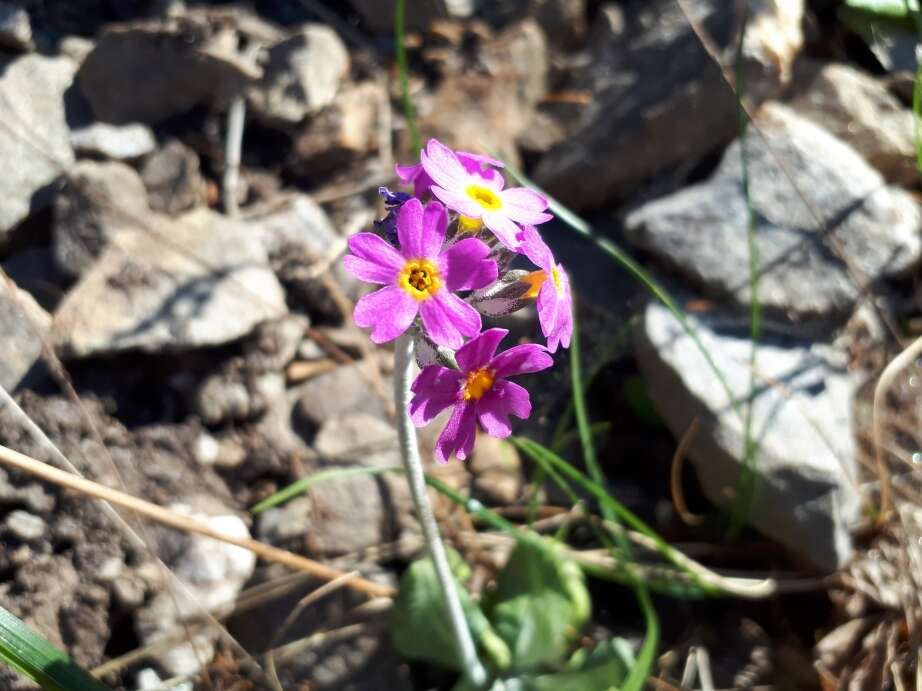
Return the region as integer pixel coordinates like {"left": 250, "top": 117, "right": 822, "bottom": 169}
{"left": 529, "top": 0, "right": 586, "bottom": 48}
{"left": 0, "top": 281, "right": 51, "bottom": 391}
{"left": 5, "top": 510, "right": 46, "bottom": 541}
{"left": 314, "top": 413, "right": 398, "bottom": 466}
{"left": 0, "top": 54, "right": 75, "bottom": 237}
{"left": 305, "top": 469, "right": 391, "bottom": 556}
{"left": 69, "top": 122, "right": 157, "bottom": 161}
{"left": 0, "top": 469, "right": 54, "bottom": 514}
{"left": 141, "top": 140, "right": 206, "bottom": 216}
{"left": 533, "top": 0, "right": 804, "bottom": 210}
{"left": 419, "top": 19, "right": 547, "bottom": 167}
{"left": 1, "top": 247, "right": 65, "bottom": 312}
{"left": 77, "top": 20, "right": 258, "bottom": 125}
{"left": 470, "top": 435, "right": 522, "bottom": 506}
{"left": 636, "top": 300, "right": 861, "bottom": 570}
{"left": 625, "top": 103, "right": 922, "bottom": 322}
{"left": 53, "top": 160, "right": 151, "bottom": 277}
{"left": 293, "top": 81, "right": 381, "bottom": 174}
{"left": 789, "top": 60, "right": 917, "bottom": 186}
{"left": 250, "top": 25, "right": 349, "bottom": 125}
{"left": 136, "top": 499, "right": 256, "bottom": 677}
{"left": 52, "top": 208, "right": 287, "bottom": 357}
{"left": 0, "top": 3, "right": 32, "bottom": 52}
{"left": 243, "top": 314, "right": 309, "bottom": 372}
{"left": 295, "top": 363, "right": 391, "bottom": 429}
{"left": 194, "top": 371, "right": 284, "bottom": 425}
{"left": 256, "top": 496, "right": 311, "bottom": 545}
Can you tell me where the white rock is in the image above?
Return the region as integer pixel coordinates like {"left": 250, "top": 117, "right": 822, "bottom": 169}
{"left": 5, "top": 510, "right": 46, "bottom": 541}
{"left": 136, "top": 502, "right": 256, "bottom": 677}
{"left": 251, "top": 25, "right": 350, "bottom": 124}
{"left": 52, "top": 207, "right": 287, "bottom": 357}
{"left": 0, "top": 3, "right": 32, "bottom": 51}
{"left": 70, "top": 122, "right": 157, "bottom": 160}
{"left": 0, "top": 282, "right": 51, "bottom": 391}
{"left": 0, "top": 54, "right": 75, "bottom": 236}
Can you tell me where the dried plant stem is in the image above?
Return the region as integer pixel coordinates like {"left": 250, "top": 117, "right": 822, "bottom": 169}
{"left": 873, "top": 334, "right": 922, "bottom": 520}
{"left": 393, "top": 333, "right": 487, "bottom": 687}
{"left": 0, "top": 442, "right": 393, "bottom": 600}
{"left": 223, "top": 96, "right": 246, "bottom": 217}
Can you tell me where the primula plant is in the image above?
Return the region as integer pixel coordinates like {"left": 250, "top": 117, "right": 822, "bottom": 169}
{"left": 339, "top": 139, "right": 621, "bottom": 689}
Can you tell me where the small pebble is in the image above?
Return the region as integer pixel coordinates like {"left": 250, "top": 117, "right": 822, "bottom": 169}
{"left": 5, "top": 510, "right": 46, "bottom": 541}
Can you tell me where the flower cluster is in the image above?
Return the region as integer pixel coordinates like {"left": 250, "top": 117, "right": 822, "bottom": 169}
{"left": 343, "top": 139, "right": 573, "bottom": 462}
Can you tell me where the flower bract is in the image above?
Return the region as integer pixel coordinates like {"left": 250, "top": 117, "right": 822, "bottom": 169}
{"left": 409, "top": 328, "right": 553, "bottom": 462}
{"left": 343, "top": 199, "right": 498, "bottom": 348}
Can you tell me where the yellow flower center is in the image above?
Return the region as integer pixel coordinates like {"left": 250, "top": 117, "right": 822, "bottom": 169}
{"left": 458, "top": 215, "right": 484, "bottom": 233}
{"left": 551, "top": 267, "right": 562, "bottom": 292}
{"left": 466, "top": 184, "right": 503, "bottom": 211}
{"left": 399, "top": 259, "right": 441, "bottom": 300}
{"left": 463, "top": 368, "right": 495, "bottom": 401}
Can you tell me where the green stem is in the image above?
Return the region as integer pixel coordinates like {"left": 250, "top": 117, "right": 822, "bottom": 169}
{"left": 395, "top": 0, "right": 421, "bottom": 152}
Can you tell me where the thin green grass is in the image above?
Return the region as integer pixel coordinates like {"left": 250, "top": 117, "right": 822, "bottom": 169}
{"left": 395, "top": 0, "right": 421, "bottom": 153}
{"left": 250, "top": 465, "right": 402, "bottom": 513}
{"left": 727, "top": 6, "right": 762, "bottom": 537}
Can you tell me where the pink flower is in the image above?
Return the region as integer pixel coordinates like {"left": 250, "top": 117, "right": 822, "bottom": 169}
{"left": 409, "top": 328, "right": 553, "bottom": 463}
{"left": 518, "top": 226, "right": 573, "bottom": 352}
{"left": 396, "top": 150, "right": 504, "bottom": 199}
{"left": 343, "top": 199, "right": 498, "bottom": 349}
{"left": 420, "top": 139, "right": 552, "bottom": 251}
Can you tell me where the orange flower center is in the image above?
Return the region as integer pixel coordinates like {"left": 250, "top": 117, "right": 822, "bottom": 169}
{"left": 399, "top": 259, "right": 441, "bottom": 300}
{"left": 463, "top": 368, "right": 495, "bottom": 401}
{"left": 466, "top": 184, "right": 503, "bottom": 211}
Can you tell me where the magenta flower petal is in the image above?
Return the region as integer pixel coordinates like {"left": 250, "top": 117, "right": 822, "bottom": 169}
{"left": 490, "top": 343, "right": 554, "bottom": 378}
{"left": 397, "top": 198, "right": 446, "bottom": 258}
{"left": 421, "top": 139, "right": 470, "bottom": 190}
{"left": 395, "top": 162, "right": 433, "bottom": 199}
{"left": 500, "top": 187, "right": 552, "bottom": 225}
{"left": 517, "top": 225, "right": 554, "bottom": 271}
{"left": 440, "top": 237, "right": 498, "bottom": 291}
{"left": 434, "top": 401, "right": 477, "bottom": 463}
{"left": 458, "top": 151, "right": 504, "bottom": 170}
{"left": 409, "top": 365, "right": 464, "bottom": 426}
{"left": 342, "top": 232, "right": 404, "bottom": 284}
{"left": 477, "top": 380, "right": 531, "bottom": 437}
{"left": 537, "top": 279, "right": 562, "bottom": 351}
{"left": 353, "top": 285, "right": 419, "bottom": 343}
{"left": 549, "top": 267, "right": 573, "bottom": 351}
{"left": 430, "top": 185, "right": 485, "bottom": 218}
{"left": 455, "top": 327, "right": 508, "bottom": 372}
{"left": 481, "top": 211, "right": 524, "bottom": 250}
{"left": 419, "top": 291, "right": 482, "bottom": 349}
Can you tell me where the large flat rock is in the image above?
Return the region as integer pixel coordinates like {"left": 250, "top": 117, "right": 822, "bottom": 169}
{"left": 626, "top": 103, "right": 922, "bottom": 323}
{"left": 52, "top": 208, "right": 287, "bottom": 357}
{"left": 636, "top": 300, "right": 862, "bottom": 570}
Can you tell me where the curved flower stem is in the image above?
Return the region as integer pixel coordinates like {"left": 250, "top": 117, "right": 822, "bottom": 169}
{"left": 394, "top": 333, "right": 488, "bottom": 688}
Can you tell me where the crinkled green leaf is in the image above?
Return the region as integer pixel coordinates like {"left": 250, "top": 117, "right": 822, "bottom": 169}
{"left": 391, "top": 548, "right": 510, "bottom": 672}
{"left": 0, "top": 606, "right": 110, "bottom": 691}
{"left": 845, "top": 0, "right": 918, "bottom": 17}
{"left": 528, "top": 638, "right": 636, "bottom": 691}
{"left": 487, "top": 540, "right": 590, "bottom": 670}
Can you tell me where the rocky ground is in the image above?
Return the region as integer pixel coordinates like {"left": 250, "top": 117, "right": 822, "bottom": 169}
{"left": 0, "top": 0, "right": 921, "bottom": 689}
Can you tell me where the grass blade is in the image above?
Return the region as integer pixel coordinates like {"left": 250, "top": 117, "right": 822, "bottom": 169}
{"left": 251, "top": 465, "right": 402, "bottom": 513}
{"left": 395, "top": 0, "right": 421, "bottom": 152}
{"left": 0, "top": 606, "right": 111, "bottom": 691}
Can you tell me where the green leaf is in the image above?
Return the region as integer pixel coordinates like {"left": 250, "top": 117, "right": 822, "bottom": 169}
{"left": 845, "top": 0, "right": 918, "bottom": 17}
{"left": 487, "top": 540, "right": 590, "bottom": 670}
{"left": 529, "top": 638, "right": 636, "bottom": 691}
{"left": 0, "top": 606, "right": 111, "bottom": 691}
{"left": 390, "top": 549, "right": 510, "bottom": 672}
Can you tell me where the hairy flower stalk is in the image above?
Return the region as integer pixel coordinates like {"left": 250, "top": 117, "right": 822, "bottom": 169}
{"left": 394, "top": 332, "right": 488, "bottom": 687}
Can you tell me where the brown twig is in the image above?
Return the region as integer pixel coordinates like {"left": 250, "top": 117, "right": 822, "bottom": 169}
{"left": 670, "top": 417, "right": 705, "bottom": 527}
{"left": 0, "top": 442, "right": 395, "bottom": 600}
